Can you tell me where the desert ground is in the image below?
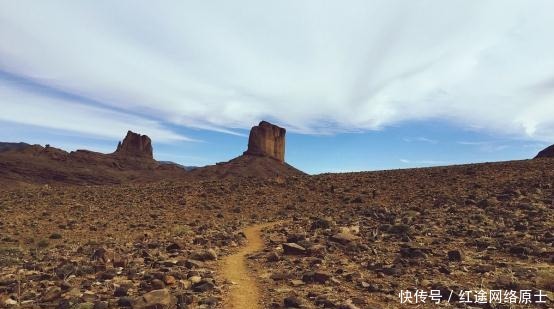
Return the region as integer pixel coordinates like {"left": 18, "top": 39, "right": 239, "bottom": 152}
{"left": 1, "top": 157, "right": 553, "bottom": 308}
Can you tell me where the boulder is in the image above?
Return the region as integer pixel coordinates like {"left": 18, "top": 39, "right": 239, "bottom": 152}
{"left": 133, "top": 289, "right": 174, "bottom": 309}
{"left": 244, "top": 121, "right": 286, "bottom": 162}
{"left": 282, "top": 243, "right": 306, "bottom": 255}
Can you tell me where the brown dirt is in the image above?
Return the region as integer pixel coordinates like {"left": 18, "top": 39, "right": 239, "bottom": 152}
{"left": 221, "top": 222, "right": 281, "bottom": 309}
{"left": 0, "top": 158, "right": 553, "bottom": 308}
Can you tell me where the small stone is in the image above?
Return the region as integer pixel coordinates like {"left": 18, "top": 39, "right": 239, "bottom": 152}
{"left": 192, "top": 281, "right": 215, "bottom": 293}
{"left": 389, "top": 224, "right": 411, "bottom": 235}
{"left": 166, "top": 242, "right": 181, "bottom": 252}
{"left": 330, "top": 232, "right": 360, "bottom": 245}
{"left": 190, "top": 249, "right": 217, "bottom": 261}
{"left": 118, "top": 297, "right": 134, "bottom": 307}
{"left": 42, "top": 286, "right": 62, "bottom": 302}
{"left": 151, "top": 279, "right": 165, "bottom": 290}
{"left": 91, "top": 248, "right": 108, "bottom": 263}
{"left": 509, "top": 245, "right": 530, "bottom": 256}
{"left": 284, "top": 296, "right": 303, "bottom": 308}
{"left": 184, "top": 259, "right": 204, "bottom": 268}
{"left": 399, "top": 247, "right": 426, "bottom": 259}
{"left": 270, "top": 272, "right": 289, "bottom": 281}
{"left": 97, "top": 269, "right": 116, "bottom": 280}
{"left": 282, "top": 243, "right": 306, "bottom": 255}
{"left": 267, "top": 251, "right": 281, "bottom": 262}
{"left": 133, "top": 289, "right": 174, "bottom": 308}
{"left": 93, "top": 301, "right": 108, "bottom": 309}
{"left": 302, "top": 271, "right": 332, "bottom": 284}
{"left": 199, "top": 296, "right": 218, "bottom": 306}
{"left": 164, "top": 275, "right": 176, "bottom": 285}
{"left": 114, "top": 286, "right": 128, "bottom": 297}
{"left": 447, "top": 249, "right": 464, "bottom": 262}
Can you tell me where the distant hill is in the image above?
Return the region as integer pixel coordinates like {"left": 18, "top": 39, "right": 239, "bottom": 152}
{"left": 0, "top": 131, "right": 188, "bottom": 188}
{"left": 535, "top": 144, "right": 554, "bottom": 158}
{"left": 0, "top": 142, "right": 32, "bottom": 152}
{"left": 158, "top": 161, "right": 198, "bottom": 171}
{"left": 0, "top": 121, "right": 306, "bottom": 188}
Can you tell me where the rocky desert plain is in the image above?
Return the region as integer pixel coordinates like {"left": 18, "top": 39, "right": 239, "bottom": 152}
{"left": 0, "top": 121, "right": 553, "bottom": 309}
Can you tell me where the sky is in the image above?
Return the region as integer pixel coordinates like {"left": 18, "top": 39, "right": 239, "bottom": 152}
{"left": 1, "top": 1, "right": 553, "bottom": 174}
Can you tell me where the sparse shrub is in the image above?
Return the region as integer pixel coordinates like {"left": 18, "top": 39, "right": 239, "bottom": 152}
{"left": 171, "top": 225, "right": 192, "bottom": 237}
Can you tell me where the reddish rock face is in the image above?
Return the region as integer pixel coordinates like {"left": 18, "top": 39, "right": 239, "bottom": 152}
{"left": 114, "top": 131, "right": 153, "bottom": 159}
{"left": 244, "top": 121, "right": 286, "bottom": 162}
{"left": 535, "top": 145, "right": 554, "bottom": 158}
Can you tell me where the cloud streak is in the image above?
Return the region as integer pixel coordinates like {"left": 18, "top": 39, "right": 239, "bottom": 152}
{"left": 1, "top": 1, "right": 554, "bottom": 141}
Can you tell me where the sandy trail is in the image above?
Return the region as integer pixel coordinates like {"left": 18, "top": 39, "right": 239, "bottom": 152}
{"left": 220, "top": 221, "right": 279, "bottom": 309}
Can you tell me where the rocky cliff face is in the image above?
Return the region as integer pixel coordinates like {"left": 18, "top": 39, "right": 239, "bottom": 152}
{"left": 113, "top": 131, "right": 153, "bottom": 159}
{"left": 244, "top": 121, "right": 286, "bottom": 162}
{"left": 535, "top": 144, "right": 554, "bottom": 158}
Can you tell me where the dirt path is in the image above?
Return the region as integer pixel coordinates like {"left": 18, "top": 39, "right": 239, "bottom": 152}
{"left": 220, "top": 221, "right": 279, "bottom": 309}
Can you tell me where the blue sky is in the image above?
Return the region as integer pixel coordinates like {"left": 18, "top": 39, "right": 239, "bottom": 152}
{"left": 1, "top": 1, "right": 553, "bottom": 174}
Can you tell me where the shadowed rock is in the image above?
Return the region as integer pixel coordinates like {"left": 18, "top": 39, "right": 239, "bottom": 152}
{"left": 114, "top": 131, "right": 153, "bottom": 159}
{"left": 535, "top": 144, "right": 554, "bottom": 158}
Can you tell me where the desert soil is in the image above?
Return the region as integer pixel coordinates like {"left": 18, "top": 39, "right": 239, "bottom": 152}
{"left": 221, "top": 222, "right": 281, "bottom": 309}
{"left": 0, "top": 159, "right": 553, "bottom": 308}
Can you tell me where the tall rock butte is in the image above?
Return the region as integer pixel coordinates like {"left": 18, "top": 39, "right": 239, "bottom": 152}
{"left": 534, "top": 144, "right": 554, "bottom": 158}
{"left": 244, "top": 121, "right": 286, "bottom": 162}
{"left": 113, "top": 131, "right": 153, "bottom": 159}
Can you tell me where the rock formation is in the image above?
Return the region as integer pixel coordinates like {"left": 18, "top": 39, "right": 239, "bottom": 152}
{"left": 534, "top": 144, "right": 554, "bottom": 158}
{"left": 113, "top": 131, "right": 153, "bottom": 159}
{"left": 244, "top": 121, "right": 286, "bottom": 162}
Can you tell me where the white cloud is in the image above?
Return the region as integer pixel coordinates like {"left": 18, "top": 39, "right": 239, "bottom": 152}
{"left": 1, "top": 0, "right": 554, "bottom": 140}
{"left": 456, "top": 140, "right": 510, "bottom": 152}
{"left": 404, "top": 137, "right": 438, "bottom": 144}
{"left": 0, "top": 83, "right": 192, "bottom": 142}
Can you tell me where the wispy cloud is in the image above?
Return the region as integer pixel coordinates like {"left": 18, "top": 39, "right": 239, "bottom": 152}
{"left": 0, "top": 82, "right": 193, "bottom": 143}
{"left": 457, "top": 141, "right": 490, "bottom": 145}
{"left": 403, "top": 137, "right": 438, "bottom": 144}
{"left": 456, "top": 140, "right": 510, "bottom": 152}
{"left": 1, "top": 1, "right": 554, "bottom": 141}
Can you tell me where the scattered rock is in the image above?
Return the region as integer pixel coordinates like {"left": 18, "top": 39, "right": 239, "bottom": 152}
{"left": 447, "top": 249, "right": 464, "bottom": 262}
{"left": 190, "top": 249, "right": 218, "bottom": 261}
{"left": 282, "top": 243, "right": 306, "bottom": 255}
{"left": 284, "top": 295, "right": 304, "bottom": 308}
{"left": 133, "top": 289, "right": 174, "bottom": 309}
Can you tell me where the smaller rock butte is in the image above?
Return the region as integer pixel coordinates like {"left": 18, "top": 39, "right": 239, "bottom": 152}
{"left": 113, "top": 131, "right": 153, "bottom": 159}
{"left": 534, "top": 144, "right": 554, "bottom": 159}
{"left": 244, "top": 121, "right": 286, "bottom": 162}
